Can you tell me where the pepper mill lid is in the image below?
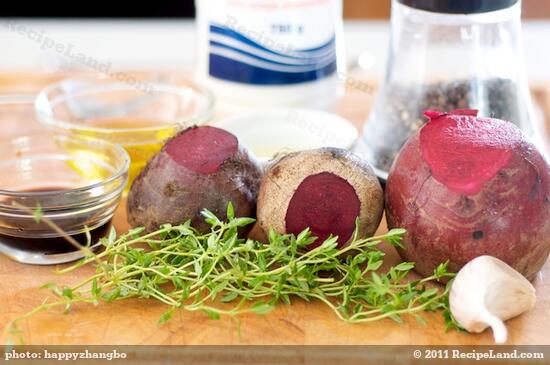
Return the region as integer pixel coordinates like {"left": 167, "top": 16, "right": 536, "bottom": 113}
{"left": 397, "top": 0, "right": 519, "bottom": 14}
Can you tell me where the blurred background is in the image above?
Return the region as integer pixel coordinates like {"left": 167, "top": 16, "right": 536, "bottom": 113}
{"left": 1, "top": 0, "right": 550, "bottom": 82}
{"left": 2, "top": 0, "right": 550, "bottom": 18}
{"left": 344, "top": 0, "right": 550, "bottom": 18}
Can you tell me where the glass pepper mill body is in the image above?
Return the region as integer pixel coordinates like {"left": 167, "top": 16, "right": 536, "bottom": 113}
{"left": 355, "top": 0, "right": 548, "bottom": 180}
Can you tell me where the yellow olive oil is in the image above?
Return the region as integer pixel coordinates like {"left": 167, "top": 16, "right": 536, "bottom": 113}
{"left": 74, "top": 117, "right": 178, "bottom": 191}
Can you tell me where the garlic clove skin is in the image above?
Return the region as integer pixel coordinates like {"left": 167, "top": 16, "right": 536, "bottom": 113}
{"left": 450, "top": 255, "right": 536, "bottom": 344}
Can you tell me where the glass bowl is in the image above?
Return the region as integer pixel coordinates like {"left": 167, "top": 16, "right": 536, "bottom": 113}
{"left": 0, "top": 94, "right": 51, "bottom": 140}
{"left": 0, "top": 134, "right": 129, "bottom": 265}
{"left": 35, "top": 77, "right": 215, "bottom": 188}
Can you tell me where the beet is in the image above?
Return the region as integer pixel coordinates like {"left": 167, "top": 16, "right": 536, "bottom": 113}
{"left": 285, "top": 172, "right": 361, "bottom": 245}
{"left": 165, "top": 127, "right": 238, "bottom": 175}
{"left": 127, "top": 126, "right": 262, "bottom": 233}
{"left": 386, "top": 110, "right": 550, "bottom": 280}
{"left": 257, "top": 148, "right": 383, "bottom": 249}
{"left": 420, "top": 109, "right": 518, "bottom": 195}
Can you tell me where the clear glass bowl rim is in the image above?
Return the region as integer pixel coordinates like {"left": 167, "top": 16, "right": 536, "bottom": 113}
{"left": 0, "top": 134, "right": 130, "bottom": 198}
{"left": 34, "top": 77, "right": 216, "bottom": 134}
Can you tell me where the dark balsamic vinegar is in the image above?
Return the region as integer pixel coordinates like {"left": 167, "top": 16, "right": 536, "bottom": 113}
{"left": 0, "top": 223, "right": 111, "bottom": 255}
{"left": 0, "top": 187, "right": 111, "bottom": 255}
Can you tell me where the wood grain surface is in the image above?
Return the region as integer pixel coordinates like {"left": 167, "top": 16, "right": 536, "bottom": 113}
{"left": 0, "top": 72, "right": 549, "bottom": 345}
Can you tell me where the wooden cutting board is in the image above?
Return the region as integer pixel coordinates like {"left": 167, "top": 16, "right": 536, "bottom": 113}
{"left": 0, "top": 72, "right": 549, "bottom": 345}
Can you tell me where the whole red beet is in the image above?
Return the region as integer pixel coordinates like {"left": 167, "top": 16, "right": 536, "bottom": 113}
{"left": 128, "top": 126, "right": 262, "bottom": 234}
{"left": 386, "top": 109, "right": 550, "bottom": 281}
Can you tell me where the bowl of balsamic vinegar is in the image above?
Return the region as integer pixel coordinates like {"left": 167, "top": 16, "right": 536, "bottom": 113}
{"left": 0, "top": 134, "right": 129, "bottom": 264}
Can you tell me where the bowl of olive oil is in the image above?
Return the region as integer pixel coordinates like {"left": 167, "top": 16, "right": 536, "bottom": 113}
{"left": 35, "top": 77, "right": 215, "bottom": 190}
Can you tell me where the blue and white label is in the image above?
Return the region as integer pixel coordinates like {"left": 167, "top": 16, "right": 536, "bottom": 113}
{"left": 205, "top": 0, "right": 339, "bottom": 85}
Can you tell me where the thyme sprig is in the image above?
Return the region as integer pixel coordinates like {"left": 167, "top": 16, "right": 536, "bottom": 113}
{"left": 6, "top": 203, "right": 459, "bottom": 341}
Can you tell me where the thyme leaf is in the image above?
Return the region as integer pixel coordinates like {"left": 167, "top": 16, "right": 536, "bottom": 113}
{"left": 6, "top": 207, "right": 459, "bottom": 341}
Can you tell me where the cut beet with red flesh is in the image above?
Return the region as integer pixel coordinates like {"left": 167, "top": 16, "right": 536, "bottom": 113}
{"left": 285, "top": 172, "right": 361, "bottom": 249}
{"left": 165, "top": 126, "right": 239, "bottom": 175}
{"left": 420, "top": 110, "right": 521, "bottom": 195}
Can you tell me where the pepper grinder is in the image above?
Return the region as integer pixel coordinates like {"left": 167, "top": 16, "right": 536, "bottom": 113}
{"left": 355, "top": 0, "right": 547, "bottom": 180}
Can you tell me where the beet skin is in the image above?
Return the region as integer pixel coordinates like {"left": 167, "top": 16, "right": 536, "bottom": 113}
{"left": 127, "top": 126, "right": 262, "bottom": 233}
{"left": 386, "top": 110, "right": 550, "bottom": 280}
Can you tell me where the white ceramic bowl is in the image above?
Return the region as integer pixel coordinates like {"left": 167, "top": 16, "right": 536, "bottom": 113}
{"left": 214, "top": 108, "right": 358, "bottom": 161}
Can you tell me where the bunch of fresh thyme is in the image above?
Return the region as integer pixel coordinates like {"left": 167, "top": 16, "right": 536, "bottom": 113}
{"left": 7, "top": 203, "right": 459, "bottom": 338}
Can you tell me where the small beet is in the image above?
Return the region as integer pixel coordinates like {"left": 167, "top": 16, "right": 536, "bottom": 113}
{"left": 257, "top": 148, "right": 383, "bottom": 249}
{"left": 127, "top": 126, "right": 262, "bottom": 233}
{"left": 386, "top": 110, "right": 550, "bottom": 280}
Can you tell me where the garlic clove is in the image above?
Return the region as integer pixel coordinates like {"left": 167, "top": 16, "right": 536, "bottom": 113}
{"left": 449, "top": 255, "right": 536, "bottom": 344}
